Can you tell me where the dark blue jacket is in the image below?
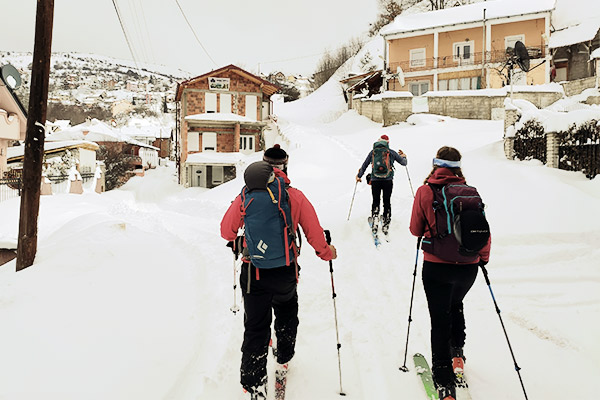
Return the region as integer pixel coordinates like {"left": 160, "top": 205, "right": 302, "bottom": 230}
{"left": 358, "top": 149, "right": 407, "bottom": 181}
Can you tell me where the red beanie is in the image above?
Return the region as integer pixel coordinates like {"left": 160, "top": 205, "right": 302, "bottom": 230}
{"left": 380, "top": 135, "right": 389, "bottom": 141}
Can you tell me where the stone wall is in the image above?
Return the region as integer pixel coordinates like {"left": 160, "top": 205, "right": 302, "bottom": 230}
{"left": 561, "top": 76, "right": 597, "bottom": 97}
{"left": 361, "top": 100, "right": 383, "bottom": 123}
{"left": 426, "top": 95, "right": 505, "bottom": 120}
{"left": 382, "top": 97, "right": 413, "bottom": 126}
{"left": 510, "top": 91, "right": 564, "bottom": 109}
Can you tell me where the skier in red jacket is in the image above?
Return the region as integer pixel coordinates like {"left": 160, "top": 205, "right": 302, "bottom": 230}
{"left": 221, "top": 151, "right": 336, "bottom": 400}
{"left": 409, "top": 146, "right": 491, "bottom": 400}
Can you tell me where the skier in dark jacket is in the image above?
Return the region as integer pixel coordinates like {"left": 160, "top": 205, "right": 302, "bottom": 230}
{"left": 221, "top": 153, "right": 337, "bottom": 400}
{"left": 409, "top": 146, "right": 491, "bottom": 400}
{"left": 355, "top": 134, "right": 407, "bottom": 233}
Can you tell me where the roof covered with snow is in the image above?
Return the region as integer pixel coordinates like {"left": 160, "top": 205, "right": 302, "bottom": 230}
{"left": 185, "top": 151, "right": 257, "bottom": 165}
{"left": 185, "top": 113, "right": 266, "bottom": 126}
{"left": 549, "top": 0, "right": 600, "bottom": 48}
{"left": 7, "top": 140, "right": 99, "bottom": 161}
{"left": 549, "top": 20, "right": 600, "bottom": 49}
{"left": 380, "top": 0, "right": 555, "bottom": 36}
{"left": 591, "top": 48, "right": 600, "bottom": 59}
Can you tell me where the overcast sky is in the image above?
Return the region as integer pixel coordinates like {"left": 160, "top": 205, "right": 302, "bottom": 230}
{"left": 0, "top": 0, "right": 380, "bottom": 77}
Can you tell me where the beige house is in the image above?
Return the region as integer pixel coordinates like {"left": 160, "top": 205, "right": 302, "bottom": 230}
{"left": 0, "top": 68, "right": 27, "bottom": 178}
{"left": 380, "top": 0, "right": 554, "bottom": 94}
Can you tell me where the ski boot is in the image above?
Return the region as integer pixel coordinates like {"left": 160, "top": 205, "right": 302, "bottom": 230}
{"left": 242, "top": 378, "right": 267, "bottom": 400}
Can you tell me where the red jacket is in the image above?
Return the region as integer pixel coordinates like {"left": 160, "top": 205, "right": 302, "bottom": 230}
{"left": 220, "top": 168, "right": 334, "bottom": 262}
{"left": 409, "top": 168, "right": 491, "bottom": 264}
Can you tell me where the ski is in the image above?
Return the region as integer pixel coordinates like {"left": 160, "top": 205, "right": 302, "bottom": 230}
{"left": 274, "top": 368, "right": 287, "bottom": 400}
{"left": 368, "top": 216, "right": 381, "bottom": 247}
{"left": 413, "top": 353, "right": 438, "bottom": 400}
{"left": 453, "top": 358, "right": 472, "bottom": 400}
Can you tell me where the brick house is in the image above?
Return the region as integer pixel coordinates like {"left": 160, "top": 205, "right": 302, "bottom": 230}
{"left": 175, "top": 64, "right": 279, "bottom": 188}
{"left": 380, "top": 0, "right": 554, "bottom": 94}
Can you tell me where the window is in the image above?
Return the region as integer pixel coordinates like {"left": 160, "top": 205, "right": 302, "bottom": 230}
{"left": 409, "top": 81, "right": 429, "bottom": 96}
{"left": 505, "top": 35, "right": 525, "bottom": 52}
{"left": 188, "top": 132, "right": 199, "bottom": 152}
{"left": 212, "top": 166, "right": 224, "bottom": 185}
{"left": 240, "top": 135, "right": 255, "bottom": 152}
{"left": 438, "top": 80, "right": 449, "bottom": 91}
{"left": 202, "top": 132, "right": 217, "bottom": 152}
{"left": 205, "top": 92, "right": 217, "bottom": 113}
{"left": 453, "top": 42, "right": 474, "bottom": 65}
{"left": 245, "top": 95, "right": 258, "bottom": 120}
{"left": 220, "top": 93, "right": 232, "bottom": 113}
{"left": 409, "top": 48, "right": 426, "bottom": 68}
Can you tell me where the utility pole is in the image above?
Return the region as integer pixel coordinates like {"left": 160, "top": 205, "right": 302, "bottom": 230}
{"left": 16, "top": 0, "right": 55, "bottom": 271}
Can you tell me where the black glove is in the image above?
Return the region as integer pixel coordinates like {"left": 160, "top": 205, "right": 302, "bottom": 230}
{"left": 226, "top": 236, "right": 244, "bottom": 259}
{"left": 479, "top": 259, "right": 488, "bottom": 267}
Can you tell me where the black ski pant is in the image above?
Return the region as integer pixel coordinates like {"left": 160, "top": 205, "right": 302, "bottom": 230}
{"left": 371, "top": 179, "right": 393, "bottom": 221}
{"left": 239, "top": 262, "right": 299, "bottom": 391}
{"left": 422, "top": 260, "right": 478, "bottom": 387}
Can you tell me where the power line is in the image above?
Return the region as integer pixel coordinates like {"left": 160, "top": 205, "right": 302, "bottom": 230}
{"left": 174, "top": 0, "right": 218, "bottom": 68}
{"left": 111, "top": 0, "right": 141, "bottom": 71}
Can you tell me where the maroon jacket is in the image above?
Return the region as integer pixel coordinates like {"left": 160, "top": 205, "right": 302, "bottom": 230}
{"left": 409, "top": 168, "right": 491, "bottom": 264}
{"left": 221, "top": 168, "right": 334, "bottom": 262}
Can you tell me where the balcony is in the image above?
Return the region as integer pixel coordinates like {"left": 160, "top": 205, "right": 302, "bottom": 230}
{"left": 389, "top": 47, "right": 545, "bottom": 74}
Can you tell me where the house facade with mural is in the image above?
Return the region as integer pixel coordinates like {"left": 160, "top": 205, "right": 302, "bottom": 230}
{"left": 380, "top": 0, "right": 554, "bottom": 95}
{"left": 175, "top": 64, "right": 279, "bottom": 188}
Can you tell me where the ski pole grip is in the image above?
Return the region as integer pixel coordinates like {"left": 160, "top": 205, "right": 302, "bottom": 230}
{"left": 324, "top": 229, "right": 332, "bottom": 245}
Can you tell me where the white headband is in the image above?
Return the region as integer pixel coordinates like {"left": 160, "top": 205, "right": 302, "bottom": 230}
{"left": 433, "top": 158, "right": 461, "bottom": 168}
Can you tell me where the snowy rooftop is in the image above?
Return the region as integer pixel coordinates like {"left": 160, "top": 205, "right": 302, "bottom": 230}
{"left": 185, "top": 151, "right": 261, "bottom": 165}
{"left": 6, "top": 140, "right": 99, "bottom": 160}
{"left": 380, "top": 0, "right": 555, "bottom": 36}
{"left": 591, "top": 48, "right": 600, "bottom": 59}
{"left": 185, "top": 113, "right": 262, "bottom": 124}
{"left": 549, "top": 20, "right": 600, "bottom": 49}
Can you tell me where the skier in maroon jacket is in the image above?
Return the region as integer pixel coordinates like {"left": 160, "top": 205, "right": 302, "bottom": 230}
{"left": 410, "top": 146, "right": 491, "bottom": 400}
{"left": 221, "top": 147, "right": 337, "bottom": 400}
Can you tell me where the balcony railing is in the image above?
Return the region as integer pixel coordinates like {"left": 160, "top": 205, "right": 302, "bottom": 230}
{"left": 389, "top": 47, "right": 545, "bottom": 74}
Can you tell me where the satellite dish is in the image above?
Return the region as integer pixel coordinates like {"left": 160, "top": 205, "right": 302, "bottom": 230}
{"left": 514, "top": 41, "right": 530, "bottom": 72}
{"left": 396, "top": 66, "right": 406, "bottom": 87}
{"left": 1, "top": 64, "right": 22, "bottom": 90}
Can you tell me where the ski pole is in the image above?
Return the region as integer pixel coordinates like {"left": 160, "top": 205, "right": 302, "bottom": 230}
{"left": 324, "top": 230, "right": 346, "bottom": 396}
{"left": 347, "top": 181, "right": 358, "bottom": 221}
{"left": 480, "top": 264, "right": 529, "bottom": 400}
{"left": 404, "top": 165, "right": 415, "bottom": 198}
{"left": 230, "top": 254, "right": 240, "bottom": 315}
{"left": 399, "top": 236, "right": 422, "bottom": 372}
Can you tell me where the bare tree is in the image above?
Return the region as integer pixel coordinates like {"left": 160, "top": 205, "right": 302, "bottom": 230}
{"left": 311, "top": 37, "right": 365, "bottom": 90}
{"left": 369, "top": 0, "right": 403, "bottom": 37}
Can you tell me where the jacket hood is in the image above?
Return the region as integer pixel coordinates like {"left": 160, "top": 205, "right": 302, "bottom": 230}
{"left": 426, "top": 167, "right": 465, "bottom": 185}
{"left": 274, "top": 167, "right": 291, "bottom": 185}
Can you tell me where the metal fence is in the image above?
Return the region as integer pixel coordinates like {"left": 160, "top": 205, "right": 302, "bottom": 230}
{"left": 0, "top": 173, "right": 97, "bottom": 202}
{"left": 0, "top": 178, "right": 21, "bottom": 203}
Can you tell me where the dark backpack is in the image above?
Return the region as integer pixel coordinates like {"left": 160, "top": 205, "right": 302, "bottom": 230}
{"left": 421, "top": 183, "right": 490, "bottom": 263}
{"left": 372, "top": 141, "right": 392, "bottom": 179}
{"left": 241, "top": 175, "right": 295, "bottom": 269}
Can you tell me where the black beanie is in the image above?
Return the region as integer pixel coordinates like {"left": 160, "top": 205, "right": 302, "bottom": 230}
{"left": 263, "top": 144, "right": 288, "bottom": 168}
{"left": 244, "top": 161, "right": 274, "bottom": 190}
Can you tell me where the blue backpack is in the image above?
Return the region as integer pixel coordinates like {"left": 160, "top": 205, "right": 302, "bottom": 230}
{"left": 241, "top": 176, "right": 295, "bottom": 268}
{"left": 372, "top": 141, "right": 392, "bottom": 179}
